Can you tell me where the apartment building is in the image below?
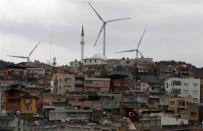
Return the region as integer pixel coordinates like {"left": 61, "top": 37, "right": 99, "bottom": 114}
{"left": 52, "top": 74, "right": 75, "bottom": 95}
{"left": 168, "top": 96, "right": 199, "bottom": 122}
{"left": 135, "top": 58, "right": 155, "bottom": 75}
{"left": 165, "top": 77, "right": 200, "bottom": 103}
{"left": 3, "top": 88, "right": 37, "bottom": 118}
{"left": 3, "top": 68, "right": 25, "bottom": 80}
{"left": 84, "top": 77, "right": 110, "bottom": 94}
{"left": 175, "top": 64, "right": 193, "bottom": 77}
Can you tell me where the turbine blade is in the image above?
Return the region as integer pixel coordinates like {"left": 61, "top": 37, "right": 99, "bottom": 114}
{"left": 137, "top": 50, "right": 144, "bottom": 58}
{"left": 28, "top": 41, "right": 40, "bottom": 57}
{"left": 88, "top": 2, "right": 104, "bottom": 22}
{"left": 94, "top": 24, "right": 104, "bottom": 47}
{"left": 137, "top": 29, "right": 146, "bottom": 50}
{"left": 7, "top": 55, "right": 28, "bottom": 59}
{"left": 115, "top": 49, "right": 137, "bottom": 53}
{"left": 106, "top": 18, "right": 132, "bottom": 23}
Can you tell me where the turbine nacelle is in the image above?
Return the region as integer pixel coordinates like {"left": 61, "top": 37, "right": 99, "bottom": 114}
{"left": 115, "top": 49, "right": 144, "bottom": 58}
{"left": 115, "top": 30, "right": 146, "bottom": 59}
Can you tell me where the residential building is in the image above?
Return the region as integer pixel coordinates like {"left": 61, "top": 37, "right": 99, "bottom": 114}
{"left": 3, "top": 87, "right": 37, "bottom": 118}
{"left": 38, "top": 95, "right": 53, "bottom": 113}
{"left": 109, "top": 72, "right": 129, "bottom": 94}
{"left": 49, "top": 106, "right": 92, "bottom": 123}
{"left": 159, "top": 95, "right": 169, "bottom": 111}
{"left": 82, "top": 54, "right": 109, "bottom": 77}
{"left": 175, "top": 64, "right": 193, "bottom": 77}
{"left": 134, "top": 81, "right": 149, "bottom": 93}
{"left": 135, "top": 58, "right": 155, "bottom": 75}
{"left": 37, "top": 76, "right": 52, "bottom": 89}
{"left": 199, "top": 79, "right": 203, "bottom": 122}
{"left": 82, "top": 53, "right": 108, "bottom": 66}
{"left": 26, "top": 67, "right": 46, "bottom": 80}
{"left": 200, "top": 79, "right": 203, "bottom": 103}
{"left": 0, "top": 80, "right": 17, "bottom": 89}
{"left": 0, "top": 115, "right": 32, "bottom": 131}
{"left": 69, "top": 60, "right": 82, "bottom": 71}
{"left": 165, "top": 77, "right": 200, "bottom": 103}
{"left": 73, "top": 100, "right": 103, "bottom": 111}
{"left": 168, "top": 96, "right": 199, "bottom": 122}
{"left": 52, "top": 74, "right": 75, "bottom": 95}
{"left": 3, "top": 68, "right": 25, "bottom": 80}
{"left": 135, "top": 113, "right": 188, "bottom": 129}
{"left": 75, "top": 74, "right": 84, "bottom": 92}
{"left": 32, "top": 123, "right": 120, "bottom": 131}
{"left": 84, "top": 77, "right": 110, "bottom": 94}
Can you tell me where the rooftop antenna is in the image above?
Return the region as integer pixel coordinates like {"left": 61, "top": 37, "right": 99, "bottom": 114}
{"left": 7, "top": 41, "right": 40, "bottom": 62}
{"left": 88, "top": 2, "right": 131, "bottom": 56}
{"left": 115, "top": 30, "right": 146, "bottom": 59}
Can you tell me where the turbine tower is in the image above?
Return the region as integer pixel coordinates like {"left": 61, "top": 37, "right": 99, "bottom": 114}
{"left": 7, "top": 41, "right": 40, "bottom": 62}
{"left": 115, "top": 30, "right": 146, "bottom": 59}
{"left": 88, "top": 2, "right": 131, "bottom": 56}
{"left": 80, "top": 25, "right": 85, "bottom": 60}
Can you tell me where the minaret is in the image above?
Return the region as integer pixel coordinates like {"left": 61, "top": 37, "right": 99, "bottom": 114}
{"left": 80, "top": 25, "right": 85, "bottom": 60}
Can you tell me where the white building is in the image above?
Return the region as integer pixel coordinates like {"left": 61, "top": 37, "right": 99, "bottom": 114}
{"left": 82, "top": 53, "right": 108, "bottom": 66}
{"left": 165, "top": 77, "right": 200, "bottom": 103}
{"left": 151, "top": 113, "right": 188, "bottom": 126}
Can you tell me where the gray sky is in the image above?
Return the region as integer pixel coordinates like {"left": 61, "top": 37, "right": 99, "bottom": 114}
{"left": 0, "top": 0, "right": 203, "bottom": 67}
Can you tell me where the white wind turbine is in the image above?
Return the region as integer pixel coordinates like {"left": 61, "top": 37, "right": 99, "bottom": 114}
{"left": 7, "top": 41, "right": 40, "bottom": 62}
{"left": 88, "top": 2, "right": 131, "bottom": 56}
{"left": 115, "top": 30, "right": 146, "bottom": 59}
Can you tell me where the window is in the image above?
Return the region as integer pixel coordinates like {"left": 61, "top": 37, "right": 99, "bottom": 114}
{"left": 25, "top": 99, "right": 31, "bottom": 104}
{"left": 193, "top": 90, "right": 198, "bottom": 95}
{"left": 172, "top": 89, "right": 181, "bottom": 94}
{"left": 172, "top": 80, "right": 181, "bottom": 86}
{"left": 178, "top": 101, "right": 185, "bottom": 106}
{"left": 25, "top": 106, "right": 29, "bottom": 111}
{"left": 166, "top": 83, "right": 168, "bottom": 88}
{"left": 65, "top": 78, "right": 71, "bottom": 83}
{"left": 193, "top": 98, "right": 198, "bottom": 103}
{"left": 183, "top": 90, "right": 189, "bottom": 94}
{"left": 170, "top": 101, "right": 175, "bottom": 105}
{"left": 193, "top": 83, "right": 198, "bottom": 87}
{"left": 86, "top": 80, "right": 93, "bottom": 84}
{"left": 184, "top": 83, "right": 188, "bottom": 86}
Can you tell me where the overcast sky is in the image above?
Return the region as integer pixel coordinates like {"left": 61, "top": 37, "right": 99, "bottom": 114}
{"left": 0, "top": 0, "right": 202, "bottom": 67}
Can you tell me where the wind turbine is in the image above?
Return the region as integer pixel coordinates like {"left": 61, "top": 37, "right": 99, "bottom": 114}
{"left": 7, "top": 41, "right": 40, "bottom": 62}
{"left": 88, "top": 2, "right": 131, "bottom": 56}
{"left": 115, "top": 30, "right": 146, "bottom": 59}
